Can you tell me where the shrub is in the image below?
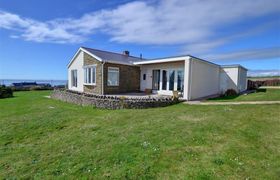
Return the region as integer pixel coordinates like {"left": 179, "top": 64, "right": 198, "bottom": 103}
{"left": 255, "top": 79, "right": 280, "bottom": 86}
{"left": 11, "top": 85, "right": 53, "bottom": 91}
{"left": 0, "top": 85, "right": 13, "bottom": 98}
{"left": 11, "top": 86, "right": 30, "bottom": 91}
{"left": 247, "top": 80, "right": 258, "bottom": 90}
{"left": 30, "top": 86, "right": 53, "bottom": 91}
{"left": 224, "top": 89, "right": 238, "bottom": 96}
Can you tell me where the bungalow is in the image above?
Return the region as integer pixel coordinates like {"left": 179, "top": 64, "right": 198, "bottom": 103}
{"left": 67, "top": 47, "right": 247, "bottom": 100}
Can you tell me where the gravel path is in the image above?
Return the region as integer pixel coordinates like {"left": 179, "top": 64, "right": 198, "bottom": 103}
{"left": 184, "top": 101, "right": 280, "bottom": 105}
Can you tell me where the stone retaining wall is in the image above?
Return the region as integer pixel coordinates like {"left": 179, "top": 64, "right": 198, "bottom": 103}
{"left": 51, "top": 89, "right": 178, "bottom": 109}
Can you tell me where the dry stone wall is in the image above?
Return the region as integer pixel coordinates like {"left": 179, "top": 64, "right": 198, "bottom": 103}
{"left": 51, "top": 89, "right": 178, "bottom": 109}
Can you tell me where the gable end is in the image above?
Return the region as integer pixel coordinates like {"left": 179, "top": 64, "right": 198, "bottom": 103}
{"left": 67, "top": 47, "right": 103, "bottom": 68}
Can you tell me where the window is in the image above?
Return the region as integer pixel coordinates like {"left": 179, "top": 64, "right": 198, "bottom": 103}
{"left": 177, "top": 70, "right": 184, "bottom": 91}
{"left": 71, "top": 70, "right": 77, "bottom": 87}
{"left": 162, "top": 70, "right": 167, "bottom": 90}
{"left": 84, "top": 66, "right": 96, "bottom": 85}
{"left": 152, "top": 70, "right": 160, "bottom": 90}
{"left": 143, "top": 74, "right": 146, "bottom": 80}
{"left": 169, "top": 70, "right": 175, "bottom": 90}
{"left": 107, "top": 67, "right": 119, "bottom": 86}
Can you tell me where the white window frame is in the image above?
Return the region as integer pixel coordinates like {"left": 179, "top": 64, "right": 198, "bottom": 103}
{"left": 159, "top": 68, "right": 184, "bottom": 92}
{"left": 71, "top": 69, "right": 78, "bottom": 87}
{"left": 107, "top": 67, "right": 119, "bottom": 86}
{"left": 83, "top": 65, "right": 96, "bottom": 85}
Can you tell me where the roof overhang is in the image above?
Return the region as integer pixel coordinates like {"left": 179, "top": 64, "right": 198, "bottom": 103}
{"left": 67, "top": 47, "right": 103, "bottom": 68}
{"left": 221, "top": 65, "right": 248, "bottom": 71}
{"left": 133, "top": 56, "right": 190, "bottom": 65}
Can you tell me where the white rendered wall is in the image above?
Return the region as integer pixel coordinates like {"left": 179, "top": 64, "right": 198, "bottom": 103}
{"left": 139, "top": 61, "right": 185, "bottom": 95}
{"left": 68, "top": 51, "right": 84, "bottom": 92}
{"left": 220, "top": 67, "right": 239, "bottom": 93}
{"left": 238, "top": 67, "right": 247, "bottom": 92}
{"left": 183, "top": 59, "right": 191, "bottom": 100}
{"left": 220, "top": 67, "right": 247, "bottom": 93}
{"left": 188, "top": 58, "right": 220, "bottom": 100}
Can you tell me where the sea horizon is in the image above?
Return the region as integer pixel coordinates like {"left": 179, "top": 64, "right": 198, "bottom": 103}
{"left": 0, "top": 79, "right": 67, "bottom": 86}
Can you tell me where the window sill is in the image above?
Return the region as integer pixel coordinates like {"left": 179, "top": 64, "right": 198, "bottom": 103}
{"left": 84, "top": 83, "right": 96, "bottom": 86}
{"left": 107, "top": 85, "right": 119, "bottom": 87}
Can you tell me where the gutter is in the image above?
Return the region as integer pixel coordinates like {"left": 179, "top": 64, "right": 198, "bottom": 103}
{"left": 187, "top": 58, "right": 193, "bottom": 100}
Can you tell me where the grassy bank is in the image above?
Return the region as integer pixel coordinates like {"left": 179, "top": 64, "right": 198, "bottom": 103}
{"left": 208, "top": 88, "right": 280, "bottom": 102}
{"left": 0, "top": 91, "right": 279, "bottom": 179}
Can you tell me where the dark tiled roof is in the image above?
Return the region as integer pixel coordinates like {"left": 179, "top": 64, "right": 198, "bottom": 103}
{"left": 82, "top": 47, "right": 144, "bottom": 65}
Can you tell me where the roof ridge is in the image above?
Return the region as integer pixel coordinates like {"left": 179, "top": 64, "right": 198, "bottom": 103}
{"left": 81, "top": 46, "right": 143, "bottom": 59}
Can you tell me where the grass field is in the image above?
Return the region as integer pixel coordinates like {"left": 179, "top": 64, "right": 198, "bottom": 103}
{"left": 208, "top": 88, "right": 280, "bottom": 102}
{"left": 0, "top": 91, "right": 280, "bottom": 179}
{"left": 248, "top": 76, "right": 280, "bottom": 81}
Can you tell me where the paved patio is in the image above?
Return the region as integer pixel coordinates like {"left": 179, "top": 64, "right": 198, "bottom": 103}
{"left": 105, "top": 92, "right": 171, "bottom": 99}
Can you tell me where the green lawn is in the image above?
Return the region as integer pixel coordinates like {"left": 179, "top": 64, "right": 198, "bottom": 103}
{"left": 248, "top": 76, "right": 280, "bottom": 81}
{"left": 208, "top": 88, "right": 280, "bottom": 102}
{"left": 0, "top": 91, "right": 279, "bottom": 179}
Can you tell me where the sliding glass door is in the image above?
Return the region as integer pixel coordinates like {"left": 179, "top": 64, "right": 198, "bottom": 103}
{"left": 162, "top": 70, "right": 167, "bottom": 90}
{"left": 168, "top": 70, "right": 175, "bottom": 91}
{"left": 152, "top": 69, "right": 184, "bottom": 94}
{"left": 159, "top": 69, "right": 184, "bottom": 92}
{"left": 177, "top": 70, "right": 184, "bottom": 92}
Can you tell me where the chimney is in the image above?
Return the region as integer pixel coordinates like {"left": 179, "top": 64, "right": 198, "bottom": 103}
{"left": 140, "top": 53, "right": 142, "bottom": 59}
{"left": 123, "top": 50, "right": 129, "bottom": 56}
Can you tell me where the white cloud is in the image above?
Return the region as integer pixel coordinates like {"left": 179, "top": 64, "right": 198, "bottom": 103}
{"left": 0, "top": 11, "right": 30, "bottom": 29}
{"left": 203, "top": 47, "right": 280, "bottom": 61}
{"left": 0, "top": 0, "right": 279, "bottom": 44}
{"left": 182, "top": 20, "right": 279, "bottom": 55}
{"left": 248, "top": 69, "right": 280, "bottom": 77}
{"left": 0, "top": 11, "right": 84, "bottom": 43}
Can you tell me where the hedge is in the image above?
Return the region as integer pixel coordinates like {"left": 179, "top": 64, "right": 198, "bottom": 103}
{"left": 0, "top": 86, "right": 13, "bottom": 99}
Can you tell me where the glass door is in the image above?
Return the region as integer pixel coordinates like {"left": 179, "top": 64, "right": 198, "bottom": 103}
{"left": 152, "top": 70, "right": 160, "bottom": 90}
{"left": 169, "top": 70, "right": 175, "bottom": 91}
{"left": 177, "top": 70, "right": 184, "bottom": 92}
{"left": 162, "top": 70, "right": 168, "bottom": 90}
{"left": 158, "top": 69, "right": 184, "bottom": 96}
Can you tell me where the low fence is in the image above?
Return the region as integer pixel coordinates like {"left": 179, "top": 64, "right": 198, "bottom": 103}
{"left": 51, "top": 89, "right": 179, "bottom": 109}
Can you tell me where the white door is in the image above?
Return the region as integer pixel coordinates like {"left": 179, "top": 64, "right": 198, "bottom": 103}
{"left": 159, "top": 69, "right": 176, "bottom": 95}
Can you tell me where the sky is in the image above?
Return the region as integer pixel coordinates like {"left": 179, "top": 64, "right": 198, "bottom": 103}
{"left": 0, "top": 0, "right": 280, "bottom": 80}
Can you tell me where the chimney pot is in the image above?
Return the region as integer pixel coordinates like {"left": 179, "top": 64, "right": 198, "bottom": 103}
{"left": 123, "top": 50, "right": 129, "bottom": 56}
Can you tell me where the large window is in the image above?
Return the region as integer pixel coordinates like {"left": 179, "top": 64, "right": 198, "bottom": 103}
{"left": 177, "top": 70, "right": 184, "bottom": 91}
{"left": 162, "top": 70, "right": 167, "bottom": 90}
{"left": 71, "top": 70, "right": 77, "bottom": 87}
{"left": 169, "top": 70, "right": 175, "bottom": 90}
{"left": 152, "top": 70, "right": 160, "bottom": 90}
{"left": 107, "top": 67, "right": 119, "bottom": 86}
{"left": 84, "top": 66, "right": 96, "bottom": 85}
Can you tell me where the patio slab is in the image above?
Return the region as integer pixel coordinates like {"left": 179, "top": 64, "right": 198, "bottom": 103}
{"left": 105, "top": 92, "right": 171, "bottom": 98}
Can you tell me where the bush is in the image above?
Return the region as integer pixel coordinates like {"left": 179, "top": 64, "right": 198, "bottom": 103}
{"left": 255, "top": 79, "right": 280, "bottom": 87}
{"left": 0, "top": 85, "right": 13, "bottom": 98}
{"left": 29, "top": 86, "right": 53, "bottom": 91}
{"left": 11, "top": 86, "right": 30, "bottom": 91}
{"left": 247, "top": 80, "right": 258, "bottom": 90}
{"left": 11, "top": 85, "right": 53, "bottom": 91}
{"left": 224, "top": 89, "right": 238, "bottom": 96}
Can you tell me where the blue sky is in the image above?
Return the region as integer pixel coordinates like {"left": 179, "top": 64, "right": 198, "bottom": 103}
{"left": 0, "top": 0, "right": 279, "bottom": 80}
